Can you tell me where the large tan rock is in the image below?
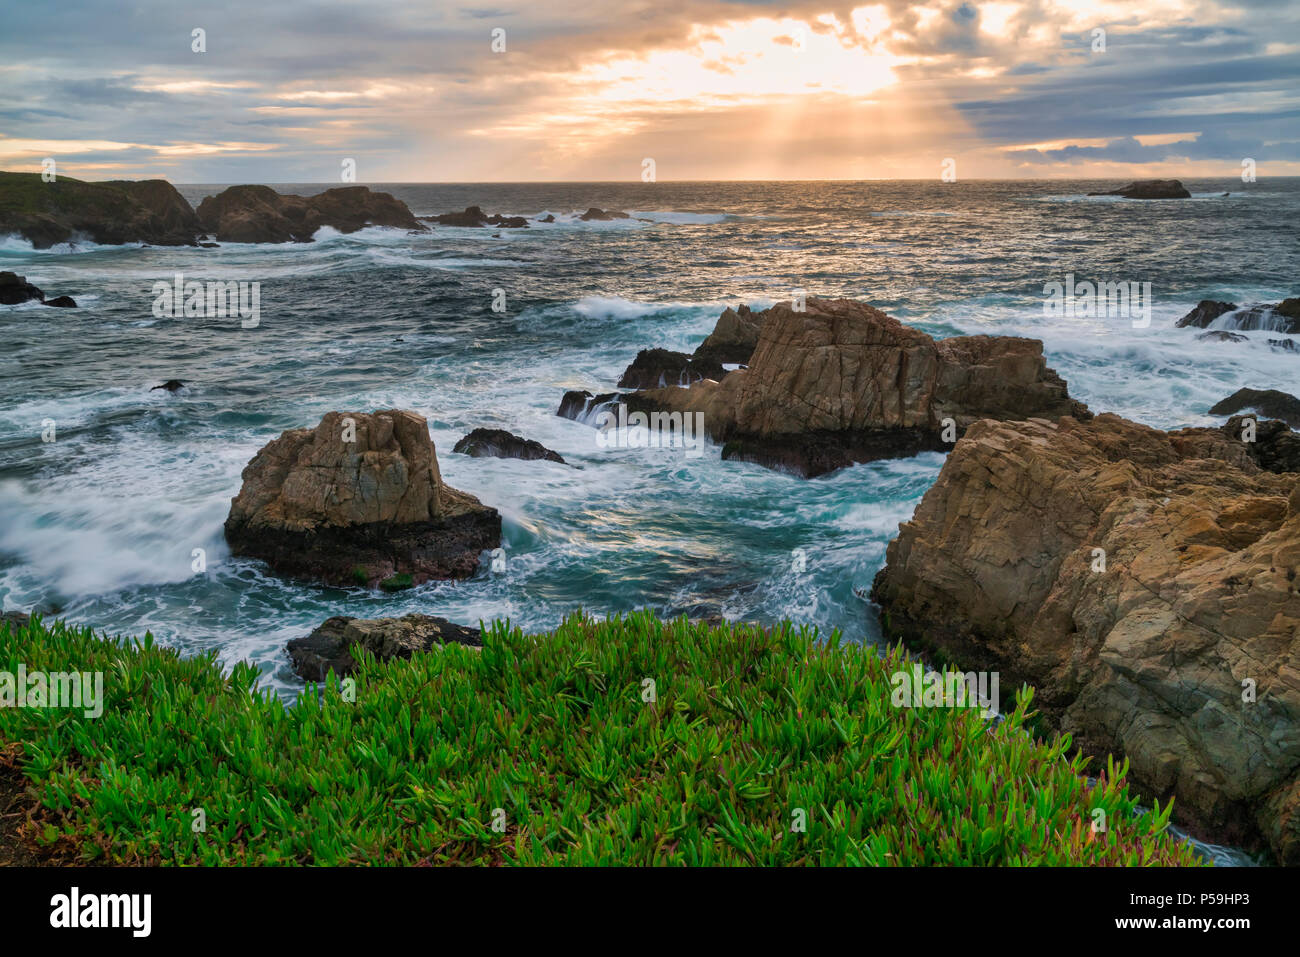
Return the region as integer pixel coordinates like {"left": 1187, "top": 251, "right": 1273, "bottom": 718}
{"left": 610, "top": 298, "right": 1087, "bottom": 476}
{"left": 872, "top": 412, "right": 1300, "bottom": 862}
{"left": 224, "top": 410, "right": 500, "bottom": 586}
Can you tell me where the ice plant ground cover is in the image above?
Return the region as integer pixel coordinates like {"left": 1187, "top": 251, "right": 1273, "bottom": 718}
{"left": 0, "top": 612, "right": 1199, "bottom": 865}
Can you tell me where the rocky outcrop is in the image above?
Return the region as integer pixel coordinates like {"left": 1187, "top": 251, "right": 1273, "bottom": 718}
{"left": 224, "top": 410, "right": 500, "bottom": 586}
{"left": 694, "top": 304, "right": 769, "bottom": 365}
{"left": 617, "top": 349, "right": 726, "bottom": 390}
{"left": 1197, "top": 331, "right": 1247, "bottom": 344}
{"left": 0, "top": 271, "right": 76, "bottom": 307}
{"left": 871, "top": 412, "right": 1300, "bottom": 862}
{"left": 579, "top": 207, "right": 630, "bottom": 221}
{"left": 151, "top": 380, "right": 186, "bottom": 393}
{"left": 0, "top": 171, "right": 203, "bottom": 248}
{"left": 424, "top": 206, "right": 529, "bottom": 228}
{"left": 1177, "top": 298, "right": 1300, "bottom": 334}
{"left": 196, "top": 185, "right": 424, "bottom": 243}
{"left": 1088, "top": 179, "right": 1191, "bottom": 199}
{"left": 453, "top": 428, "right": 565, "bottom": 464}
{"left": 589, "top": 298, "right": 1088, "bottom": 477}
{"left": 287, "top": 613, "right": 481, "bottom": 681}
{"left": 1211, "top": 389, "right": 1300, "bottom": 429}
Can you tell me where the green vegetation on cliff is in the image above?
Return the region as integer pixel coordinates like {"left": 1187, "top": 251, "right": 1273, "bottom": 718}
{"left": 0, "top": 612, "right": 1200, "bottom": 865}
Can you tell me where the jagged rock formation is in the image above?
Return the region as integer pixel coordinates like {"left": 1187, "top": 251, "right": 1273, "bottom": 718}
{"left": 0, "top": 171, "right": 203, "bottom": 248}
{"left": 196, "top": 185, "right": 424, "bottom": 243}
{"left": 694, "top": 304, "right": 769, "bottom": 365}
{"left": 871, "top": 412, "right": 1300, "bottom": 862}
{"left": 224, "top": 410, "right": 500, "bottom": 586}
{"left": 579, "top": 298, "right": 1088, "bottom": 477}
{"left": 287, "top": 613, "right": 482, "bottom": 681}
{"left": 453, "top": 428, "right": 565, "bottom": 464}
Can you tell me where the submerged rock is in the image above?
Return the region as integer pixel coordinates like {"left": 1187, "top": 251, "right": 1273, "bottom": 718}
{"left": 1210, "top": 388, "right": 1300, "bottom": 428}
{"left": 151, "top": 379, "right": 187, "bottom": 393}
{"left": 43, "top": 295, "right": 77, "bottom": 308}
{"left": 224, "top": 409, "right": 501, "bottom": 587}
{"left": 871, "top": 412, "right": 1300, "bottom": 861}
{"left": 610, "top": 297, "right": 1088, "bottom": 477}
{"left": 1088, "top": 179, "right": 1191, "bottom": 199}
{"left": 287, "top": 613, "right": 481, "bottom": 681}
{"left": 617, "top": 348, "right": 726, "bottom": 390}
{"left": 196, "top": 185, "right": 425, "bottom": 243}
{"left": 453, "top": 428, "right": 565, "bottom": 464}
{"left": 1196, "top": 330, "right": 1248, "bottom": 344}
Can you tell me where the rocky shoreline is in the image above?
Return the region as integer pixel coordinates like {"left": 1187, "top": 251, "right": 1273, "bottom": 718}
{"left": 871, "top": 412, "right": 1300, "bottom": 862}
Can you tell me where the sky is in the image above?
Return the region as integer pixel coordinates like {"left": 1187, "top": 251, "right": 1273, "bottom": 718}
{"left": 1, "top": 0, "right": 1297, "bottom": 182}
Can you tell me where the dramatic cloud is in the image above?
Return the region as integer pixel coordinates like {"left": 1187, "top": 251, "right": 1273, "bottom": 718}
{"left": 0, "top": 0, "right": 1296, "bottom": 180}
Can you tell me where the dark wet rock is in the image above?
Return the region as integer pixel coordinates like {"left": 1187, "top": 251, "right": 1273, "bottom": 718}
{"left": 1224, "top": 415, "right": 1300, "bottom": 473}
{"left": 198, "top": 241, "right": 220, "bottom": 248}
{"left": 43, "top": 295, "right": 77, "bottom": 308}
{"left": 1270, "top": 339, "right": 1299, "bottom": 355}
{"left": 0, "top": 171, "right": 203, "bottom": 248}
{"left": 196, "top": 185, "right": 425, "bottom": 243}
{"left": 453, "top": 427, "right": 565, "bottom": 464}
{"left": 0, "top": 611, "right": 30, "bottom": 631}
{"left": 1088, "top": 179, "right": 1191, "bottom": 199}
{"left": 1177, "top": 298, "right": 1300, "bottom": 333}
{"left": 722, "top": 428, "right": 947, "bottom": 479}
{"left": 151, "top": 379, "right": 187, "bottom": 393}
{"left": 617, "top": 348, "right": 727, "bottom": 390}
{"left": 579, "top": 207, "right": 630, "bottom": 221}
{"left": 287, "top": 613, "right": 481, "bottom": 681}
{"left": 224, "top": 409, "right": 501, "bottom": 587}
{"left": 1176, "top": 300, "right": 1239, "bottom": 328}
{"left": 426, "top": 206, "right": 528, "bottom": 228}
{"left": 557, "top": 389, "right": 621, "bottom": 424}
{"left": 1196, "top": 330, "right": 1248, "bottom": 343}
{"left": 538, "top": 214, "right": 555, "bottom": 223}
{"left": 0, "top": 271, "right": 45, "bottom": 305}
{"left": 1210, "top": 388, "right": 1300, "bottom": 428}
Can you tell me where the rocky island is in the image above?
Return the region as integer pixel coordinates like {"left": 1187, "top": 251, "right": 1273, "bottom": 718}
{"left": 224, "top": 409, "right": 500, "bottom": 587}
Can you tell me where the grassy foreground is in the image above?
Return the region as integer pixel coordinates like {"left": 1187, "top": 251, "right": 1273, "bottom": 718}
{"left": 0, "top": 612, "right": 1199, "bottom": 865}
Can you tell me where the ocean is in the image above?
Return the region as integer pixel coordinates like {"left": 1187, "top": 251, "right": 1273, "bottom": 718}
{"left": 0, "top": 179, "right": 1295, "bottom": 863}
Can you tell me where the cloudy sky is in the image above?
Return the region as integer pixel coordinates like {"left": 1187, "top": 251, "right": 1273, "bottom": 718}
{"left": 2, "top": 0, "right": 1297, "bottom": 181}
